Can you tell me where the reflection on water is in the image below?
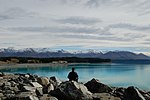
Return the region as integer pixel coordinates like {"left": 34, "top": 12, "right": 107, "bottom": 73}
{"left": 0, "top": 63, "right": 150, "bottom": 90}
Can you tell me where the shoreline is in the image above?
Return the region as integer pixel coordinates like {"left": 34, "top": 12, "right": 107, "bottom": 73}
{"left": 0, "top": 62, "right": 111, "bottom": 70}
{"left": 0, "top": 63, "right": 69, "bottom": 70}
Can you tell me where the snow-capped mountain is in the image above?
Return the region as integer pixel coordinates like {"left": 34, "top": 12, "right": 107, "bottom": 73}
{"left": 0, "top": 48, "right": 150, "bottom": 60}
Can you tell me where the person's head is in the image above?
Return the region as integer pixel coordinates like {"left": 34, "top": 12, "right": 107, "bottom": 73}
{"left": 72, "top": 67, "right": 75, "bottom": 72}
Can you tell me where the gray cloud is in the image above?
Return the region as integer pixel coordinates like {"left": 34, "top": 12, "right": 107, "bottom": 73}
{"left": 0, "top": 15, "right": 10, "bottom": 21}
{"left": 109, "top": 23, "right": 150, "bottom": 31}
{"left": 55, "top": 16, "right": 101, "bottom": 25}
{"left": 135, "top": 0, "right": 150, "bottom": 16}
{"left": 0, "top": 7, "right": 37, "bottom": 21}
{"left": 86, "top": 0, "right": 100, "bottom": 7}
{"left": 85, "top": 0, "right": 135, "bottom": 8}
{"left": 8, "top": 26, "right": 100, "bottom": 34}
{"left": 123, "top": 33, "right": 146, "bottom": 39}
{"left": 85, "top": 0, "right": 150, "bottom": 16}
{"left": 57, "top": 34, "right": 134, "bottom": 42}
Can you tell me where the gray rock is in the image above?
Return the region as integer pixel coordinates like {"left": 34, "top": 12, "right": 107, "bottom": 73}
{"left": 28, "top": 95, "right": 39, "bottom": 100}
{"left": 43, "top": 83, "right": 54, "bottom": 94}
{"left": 40, "top": 94, "right": 58, "bottom": 100}
{"left": 36, "top": 88, "right": 43, "bottom": 96}
{"left": 30, "top": 82, "right": 43, "bottom": 88}
{"left": 4, "top": 90, "right": 15, "bottom": 99}
{"left": 85, "top": 78, "right": 112, "bottom": 93}
{"left": 7, "top": 86, "right": 20, "bottom": 93}
{"left": 37, "top": 77, "right": 50, "bottom": 86}
{"left": 0, "top": 77, "right": 3, "bottom": 80}
{"left": 50, "top": 76, "right": 62, "bottom": 88}
{"left": 15, "top": 91, "right": 37, "bottom": 99}
{"left": 25, "top": 74, "right": 30, "bottom": 78}
{"left": 124, "top": 86, "right": 146, "bottom": 100}
{"left": 0, "top": 93, "right": 4, "bottom": 97}
{"left": 93, "top": 93, "right": 121, "bottom": 100}
{"left": 47, "top": 83, "right": 54, "bottom": 92}
{"left": 138, "top": 89, "right": 150, "bottom": 100}
{"left": 50, "top": 81, "right": 93, "bottom": 100}
{"left": 112, "top": 87, "right": 125, "bottom": 99}
{"left": 28, "top": 74, "right": 38, "bottom": 82}
{"left": 23, "top": 86, "right": 36, "bottom": 92}
{"left": 10, "top": 81, "right": 17, "bottom": 87}
{"left": 4, "top": 82, "right": 11, "bottom": 87}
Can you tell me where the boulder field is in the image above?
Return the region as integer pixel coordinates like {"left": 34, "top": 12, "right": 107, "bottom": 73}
{"left": 0, "top": 72, "right": 150, "bottom": 100}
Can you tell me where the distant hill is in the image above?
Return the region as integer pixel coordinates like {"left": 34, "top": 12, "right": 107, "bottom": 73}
{"left": 0, "top": 48, "right": 150, "bottom": 60}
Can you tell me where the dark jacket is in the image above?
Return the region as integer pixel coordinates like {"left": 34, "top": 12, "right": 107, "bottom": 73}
{"left": 68, "top": 71, "right": 78, "bottom": 82}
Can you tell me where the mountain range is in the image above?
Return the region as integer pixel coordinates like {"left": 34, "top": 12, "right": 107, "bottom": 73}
{"left": 0, "top": 48, "right": 150, "bottom": 60}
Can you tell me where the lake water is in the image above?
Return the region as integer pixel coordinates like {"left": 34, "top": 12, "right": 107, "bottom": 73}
{"left": 0, "top": 63, "right": 150, "bottom": 90}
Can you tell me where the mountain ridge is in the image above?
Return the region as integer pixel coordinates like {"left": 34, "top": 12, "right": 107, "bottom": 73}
{"left": 0, "top": 48, "right": 149, "bottom": 60}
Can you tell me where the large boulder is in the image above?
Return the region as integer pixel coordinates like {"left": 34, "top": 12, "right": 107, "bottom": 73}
{"left": 50, "top": 81, "right": 93, "bottom": 100}
{"left": 85, "top": 78, "right": 112, "bottom": 93}
{"left": 37, "top": 77, "right": 50, "bottom": 86}
{"left": 124, "top": 86, "right": 146, "bottom": 100}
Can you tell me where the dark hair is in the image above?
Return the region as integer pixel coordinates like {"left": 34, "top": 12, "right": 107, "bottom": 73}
{"left": 72, "top": 67, "right": 75, "bottom": 71}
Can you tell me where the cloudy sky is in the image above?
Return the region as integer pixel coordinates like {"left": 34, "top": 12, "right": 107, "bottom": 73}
{"left": 0, "top": 0, "right": 150, "bottom": 55}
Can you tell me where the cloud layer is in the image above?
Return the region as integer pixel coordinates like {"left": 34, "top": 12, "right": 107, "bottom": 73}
{"left": 0, "top": 0, "right": 150, "bottom": 55}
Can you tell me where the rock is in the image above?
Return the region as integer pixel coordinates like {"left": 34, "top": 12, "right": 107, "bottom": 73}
{"left": 17, "top": 82, "right": 28, "bottom": 91}
{"left": 23, "top": 86, "right": 36, "bottom": 92}
{"left": 50, "top": 76, "right": 62, "bottom": 88}
{"left": 4, "top": 90, "right": 15, "bottom": 99}
{"left": 138, "top": 89, "right": 150, "bottom": 100}
{"left": 10, "top": 81, "right": 17, "bottom": 87}
{"left": 4, "top": 73, "right": 19, "bottom": 80}
{"left": 16, "top": 95, "right": 39, "bottom": 100}
{"left": 30, "top": 82, "right": 43, "bottom": 88}
{"left": 0, "top": 77, "right": 3, "bottom": 80}
{"left": 28, "top": 95, "right": 39, "bottom": 100}
{"left": 47, "top": 83, "right": 54, "bottom": 92}
{"left": 4, "top": 82, "right": 11, "bottom": 87}
{"left": 15, "top": 91, "right": 37, "bottom": 100}
{"left": 124, "top": 86, "right": 146, "bottom": 100}
{"left": 25, "top": 74, "right": 30, "bottom": 78}
{"left": 40, "top": 94, "right": 58, "bottom": 100}
{"left": 0, "top": 80, "right": 5, "bottom": 87}
{"left": 93, "top": 93, "right": 121, "bottom": 100}
{"left": 50, "top": 81, "right": 93, "bottom": 100}
{"left": 28, "top": 74, "right": 38, "bottom": 82}
{"left": 85, "top": 78, "right": 112, "bottom": 93}
{"left": 36, "top": 88, "right": 43, "bottom": 96}
{"left": 43, "top": 83, "right": 54, "bottom": 94}
{"left": 0, "top": 93, "right": 4, "bottom": 97}
{"left": 112, "top": 87, "right": 125, "bottom": 99}
{"left": 7, "top": 86, "right": 20, "bottom": 94}
{"left": 37, "top": 77, "right": 50, "bottom": 86}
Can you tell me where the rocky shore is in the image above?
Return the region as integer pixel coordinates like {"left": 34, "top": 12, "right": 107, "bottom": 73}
{"left": 0, "top": 72, "right": 150, "bottom": 100}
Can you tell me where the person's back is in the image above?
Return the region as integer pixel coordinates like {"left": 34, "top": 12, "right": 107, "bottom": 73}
{"left": 68, "top": 68, "right": 78, "bottom": 82}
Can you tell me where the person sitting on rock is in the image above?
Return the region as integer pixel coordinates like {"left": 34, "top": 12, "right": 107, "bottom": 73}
{"left": 68, "top": 67, "right": 78, "bottom": 82}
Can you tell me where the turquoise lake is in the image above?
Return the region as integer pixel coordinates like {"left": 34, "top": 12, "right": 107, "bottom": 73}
{"left": 0, "top": 63, "right": 150, "bottom": 90}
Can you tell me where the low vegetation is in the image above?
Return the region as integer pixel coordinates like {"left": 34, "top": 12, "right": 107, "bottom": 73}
{"left": 0, "top": 57, "right": 111, "bottom": 64}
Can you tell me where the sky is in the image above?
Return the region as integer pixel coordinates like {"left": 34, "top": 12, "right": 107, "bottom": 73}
{"left": 0, "top": 0, "right": 150, "bottom": 55}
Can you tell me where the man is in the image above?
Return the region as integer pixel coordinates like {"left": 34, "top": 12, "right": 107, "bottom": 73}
{"left": 68, "top": 67, "right": 78, "bottom": 82}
